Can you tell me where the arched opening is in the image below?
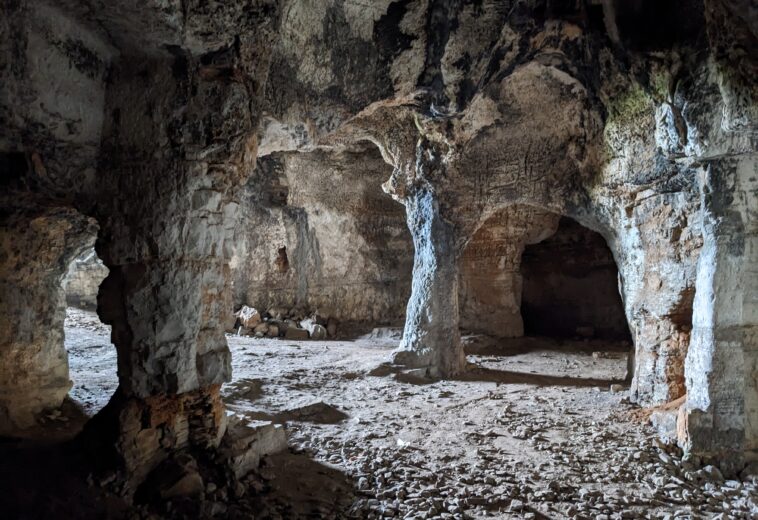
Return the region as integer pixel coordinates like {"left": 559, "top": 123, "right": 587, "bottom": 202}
{"left": 63, "top": 248, "right": 117, "bottom": 417}
{"left": 520, "top": 216, "right": 632, "bottom": 342}
{"left": 0, "top": 211, "right": 117, "bottom": 439}
{"left": 459, "top": 206, "right": 633, "bottom": 384}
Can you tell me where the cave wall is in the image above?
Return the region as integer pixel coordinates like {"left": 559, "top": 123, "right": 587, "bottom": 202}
{"left": 0, "top": 1, "right": 113, "bottom": 191}
{"left": 458, "top": 205, "right": 559, "bottom": 338}
{"left": 1, "top": 0, "right": 279, "bottom": 491}
{"left": 0, "top": 210, "right": 97, "bottom": 432}
{"left": 308, "top": 0, "right": 755, "bottom": 467}
{"left": 0, "top": 0, "right": 113, "bottom": 432}
{"left": 0, "top": 0, "right": 754, "bottom": 477}
{"left": 64, "top": 248, "right": 109, "bottom": 310}
{"left": 231, "top": 147, "right": 413, "bottom": 324}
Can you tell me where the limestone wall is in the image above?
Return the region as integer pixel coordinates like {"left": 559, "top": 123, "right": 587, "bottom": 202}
{"left": 64, "top": 249, "right": 108, "bottom": 310}
{"left": 0, "top": 0, "right": 755, "bottom": 475}
{"left": 231, "top": 147, "right": 413, "bottom": 325}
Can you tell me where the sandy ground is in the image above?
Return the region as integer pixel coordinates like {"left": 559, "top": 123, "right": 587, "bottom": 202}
{"left": 61, "top": 308, "right": 758, "bottom": 519}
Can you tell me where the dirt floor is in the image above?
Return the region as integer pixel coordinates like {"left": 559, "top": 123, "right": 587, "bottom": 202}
{"left": 7, "top": 308, "right": 757, "bottom": 519}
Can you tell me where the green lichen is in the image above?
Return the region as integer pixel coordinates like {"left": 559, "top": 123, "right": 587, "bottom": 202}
{"left": 602, "top": 81, "right": 658, "bottom": 158}
{"left": 649, "top": 69, "right": 670, "bottom": 103}
{"left": 607, "top": 83, "right": 654, "bottom": 126}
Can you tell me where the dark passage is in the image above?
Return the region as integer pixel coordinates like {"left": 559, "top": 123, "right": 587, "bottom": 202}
{"left": 520, "top": 217, "right": 631, "bottom": 341}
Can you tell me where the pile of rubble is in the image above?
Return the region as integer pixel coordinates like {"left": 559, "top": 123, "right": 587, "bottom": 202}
{"left": 232, "top": 305, "right": 338, "bottom": 341}
{"left": 121, "top": 418, "right": 289, "bottom": 518}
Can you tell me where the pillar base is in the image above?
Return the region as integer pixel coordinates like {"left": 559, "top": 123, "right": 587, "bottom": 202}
{"left": 78, "top": 385, "right": 228, "bottom": 497}
{"left": 391, "top": 345, "right": 466, "bottom": 379}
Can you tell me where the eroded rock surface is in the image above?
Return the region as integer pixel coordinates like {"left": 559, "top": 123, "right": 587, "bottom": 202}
{"left": 0, "top": 0, "right": 756, "bottom": 510}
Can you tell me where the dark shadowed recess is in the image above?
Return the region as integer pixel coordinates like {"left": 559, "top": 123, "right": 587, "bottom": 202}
{"left": 521, "top": 217, "right": 632, "bottom": 342}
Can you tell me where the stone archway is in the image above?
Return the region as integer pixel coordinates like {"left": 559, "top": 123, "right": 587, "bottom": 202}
{"left": 458, "top": 205, "right": 561, "bottom": 339}
{"left": 459, "top": 206, "right": 633, "bottom": 343}
{"left": 520, "top": 216, "right": 631, "bottom": 342}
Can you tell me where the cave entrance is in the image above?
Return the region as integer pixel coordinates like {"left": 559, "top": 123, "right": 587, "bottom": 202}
{"left": 459, "top": 207, "right": 632, "bottom": 385}
{"left": 63, "top": 247, "right": 117, "bottom": 419}
{"left": 520, "top": 216, "right": 631, "bottom": 343}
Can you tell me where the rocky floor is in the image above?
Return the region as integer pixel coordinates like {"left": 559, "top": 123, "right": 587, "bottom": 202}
{"left": 54, "top": 309, "right": 758, "bottom": 518}
{"left": 65, "top": 307, "right": 116, "bottom": 415}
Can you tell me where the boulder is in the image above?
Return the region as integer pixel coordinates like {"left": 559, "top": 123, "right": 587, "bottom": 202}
{"left": 253, "top": 322, "right": 269, "bottom": 334}
{"left": 220, "top": 419, "right": 287, "bottom": 479}
{"left": 137, "top": 453, "right": 204, "bottom": 502}
{"left": 266, "top": 324, "right": 279, "bottom": 337}
{"left": 268, "top": 319, "right": 286, "bottom": 335}
{"left": 235, "top": 305, "right": 261, "bottom": 329}
{"left": 310, "top": 324, "right": 327, "bottom": 340}
{"left": 285, "top": 327, "right": 309, "bottom": 340}
{"left": 299, "top": 318, "right": 327, "bottom": 339}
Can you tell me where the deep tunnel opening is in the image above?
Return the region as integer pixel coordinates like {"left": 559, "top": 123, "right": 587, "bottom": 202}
{"left": 520, "top": 216, "right": 632, "bottom": 342}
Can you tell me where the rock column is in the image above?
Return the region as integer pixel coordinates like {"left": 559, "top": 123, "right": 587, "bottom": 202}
{"left": 386, "top": 141, "right": 466, "bottom": 378}
{"left": 393, "top": 187, "right": 465, "bottom": 377}
{"left": 682, "top": 156, "right": 758, "bottom": 474}
{"left": 84, "top": 37, "right": 271, "bottom": 489}
{"left": 0, "top": 210, "right": 96, "bottom": 432}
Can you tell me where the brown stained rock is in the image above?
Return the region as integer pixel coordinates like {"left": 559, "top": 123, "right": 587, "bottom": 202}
{"left": 79, "top": 385, "right": 228, "bottom": 496}
{"left": 285, "top": 327, "right": 309, "bottom": 341}
{"left": 236, "top": 306, "right": 262, "bottom": 329}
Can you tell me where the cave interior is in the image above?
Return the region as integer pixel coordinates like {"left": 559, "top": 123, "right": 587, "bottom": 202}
{"left": 0, "top": 0, "right": 756, "bottom": 518}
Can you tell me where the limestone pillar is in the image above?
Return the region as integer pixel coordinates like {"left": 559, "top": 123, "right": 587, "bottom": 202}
{"left": 681, "top": 156, "right": 758, "bottom": 474}
{"left": 392, "top": 187, "right": 466, "bottom": 377}
{"left": 0, "top": 210, "right": 96, "bottom": 432}
{"left": 81, "top": 36, "right": 271, "bottom": 490}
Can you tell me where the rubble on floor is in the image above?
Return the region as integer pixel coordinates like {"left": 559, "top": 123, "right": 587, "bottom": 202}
{"left": 232, "top": 305, "right": 340, "bottom": 341}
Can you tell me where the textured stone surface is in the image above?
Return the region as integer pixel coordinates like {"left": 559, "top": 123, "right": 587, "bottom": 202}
{"left": 64, "top": 249, "right": 109, "bottom": 310}
{"left": 0, "top": 0, "right": 279, "bottom": 484}
{"left": 0, "top": 210, "right": 97, "bottom": 431}
{"left": 459, "top": 205, "right": 560, "bottom": 338}
{"left": 80, "top": 385, "right": 229, "bottom": 496}
{"left": 230, "top": 147, "right": 413, "bottom": 325}
{"left": 0, "top": 0, "right": 755, "bottom": 485}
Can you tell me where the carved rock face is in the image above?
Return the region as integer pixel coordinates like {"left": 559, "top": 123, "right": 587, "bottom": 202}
{"left": 0, "top": 0, "right": 755, "bottom": 478}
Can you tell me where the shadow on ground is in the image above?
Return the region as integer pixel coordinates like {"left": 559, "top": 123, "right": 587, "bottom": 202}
{"left": 456, "top": 366, "right": 626, "bottom": 388}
